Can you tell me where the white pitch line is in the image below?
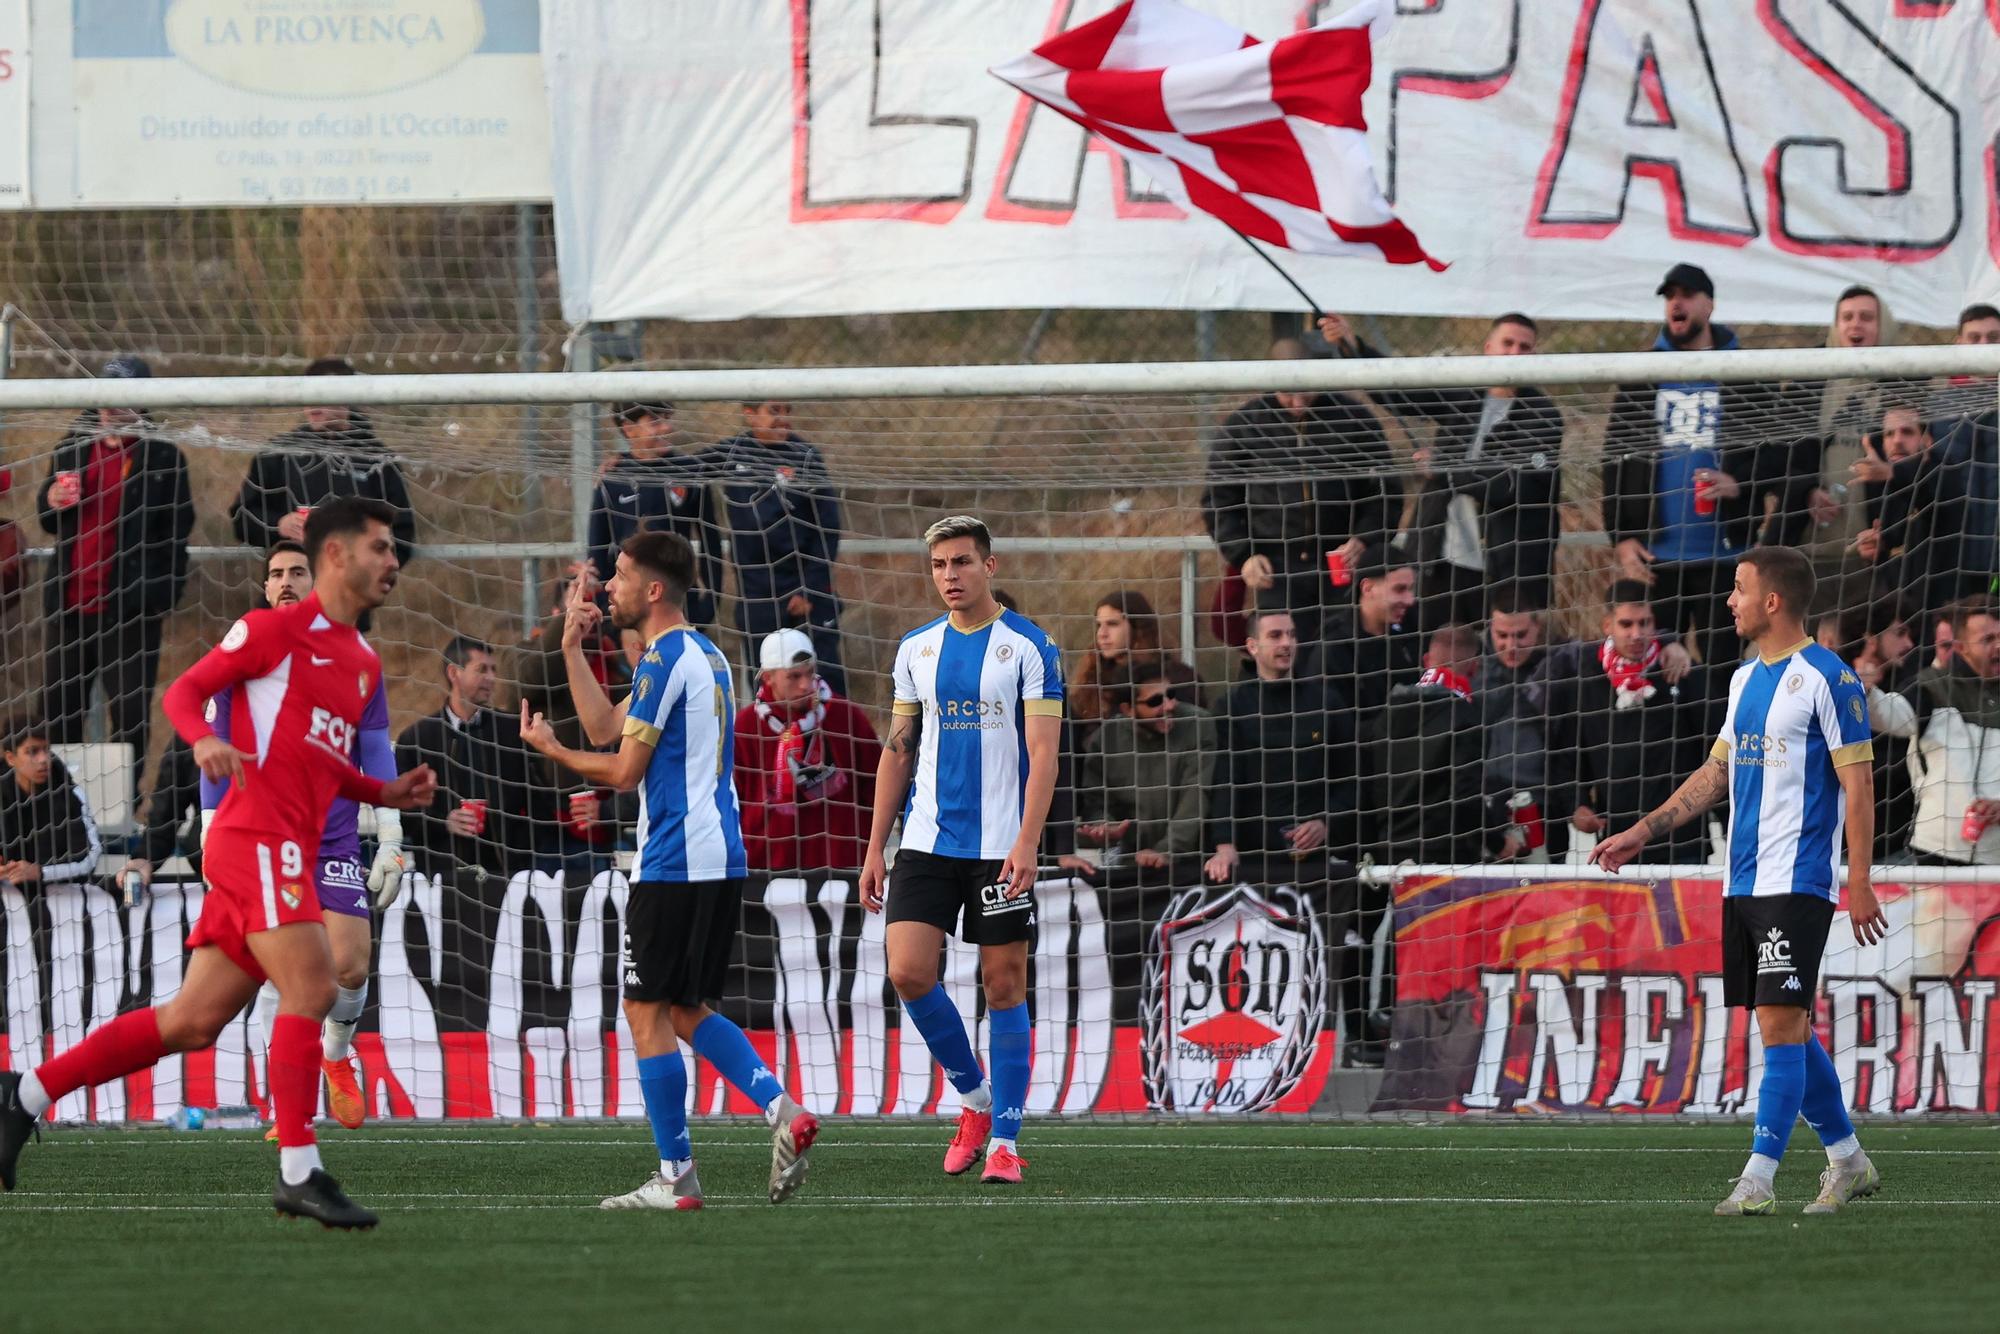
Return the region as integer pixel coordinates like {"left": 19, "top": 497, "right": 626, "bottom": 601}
{"left": 3, "top": 1196, "right": 1995, "bottom": 1213}
{"left": 43, "top": 1137, "right": 2000, "bottom": 1158}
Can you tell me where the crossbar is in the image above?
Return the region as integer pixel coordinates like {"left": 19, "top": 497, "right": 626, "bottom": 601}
{"left": 0, "top": 345, "right": 1994, "bottom": 410}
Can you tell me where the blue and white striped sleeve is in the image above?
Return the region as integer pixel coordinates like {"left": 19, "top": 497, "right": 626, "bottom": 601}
{"left": 1818, "top": 667, "right": 1874, "bottom": 769}
{"left": 622, "top": 646, "right": 675, "bottom": 749}
{"left": 1711, "top": 666, "right": 1744, "bottom": 764}
{"left": 1019, "top": 624, "right": 1064, "bottom": 718}
{"left": 892, "top": 638, "right": 921, "bottom": 720}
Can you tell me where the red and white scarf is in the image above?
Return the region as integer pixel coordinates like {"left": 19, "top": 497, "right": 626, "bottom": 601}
{"left": 753, "top": 677, "right": 841, "bottom": 810}
{"left": 1416, "top": 667, "right": 1473, "bottom": 702}
{"left": 1599, "top": 637, "right": 1660, "bottom": 710}
{"left": 753, "top": 675, "right": 830, "bottom": 736}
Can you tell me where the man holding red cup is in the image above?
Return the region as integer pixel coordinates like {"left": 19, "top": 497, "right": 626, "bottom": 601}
{"left": 393, "top": 635, "right": 541, "bottom": 1027}
{"left": 1603, "top": 264, "right": 1789, "bottom": 666}
{"left": 34, "top": 356, "right": 195, "bottom": 786}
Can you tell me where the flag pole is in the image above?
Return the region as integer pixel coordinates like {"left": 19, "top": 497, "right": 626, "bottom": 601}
{"left": 1226, "top": 226, "right": 1324, "bottom": 322}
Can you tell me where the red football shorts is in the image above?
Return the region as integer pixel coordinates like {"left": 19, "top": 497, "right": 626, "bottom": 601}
{"left": 186, "top": 829, "right": 325, "bottom": 982}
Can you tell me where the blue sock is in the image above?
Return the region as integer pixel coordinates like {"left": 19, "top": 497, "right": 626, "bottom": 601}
{"left": 690, "top": 1013, "right": 784, "bottom": 1111}
{"left": 636, "top": 1053, "right": 691, "bottom": 1163}
{"left": 1752, "top": 1042, "right": 1807, "bottom": 1163}
{"left": 988, "top": 1002, "right": 1032, "bottom": 1144}
{"left": 904, "top": 983, "right": 985, "bottom": 1095}
{"left": 1800, "top": 1034, "right": 1856, "bottom": 1147}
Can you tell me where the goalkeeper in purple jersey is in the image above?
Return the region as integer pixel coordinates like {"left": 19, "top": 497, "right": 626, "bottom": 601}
{"left": 200, "top": 541, "right": 409, "bottom": 1129}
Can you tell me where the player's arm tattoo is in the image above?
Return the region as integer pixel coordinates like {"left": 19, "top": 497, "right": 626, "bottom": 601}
{"left": 885, "top": 711, "right": 922, "bottom": 756}
{"left": 1643, "top": 755, "right": 1728, "bottom": 839}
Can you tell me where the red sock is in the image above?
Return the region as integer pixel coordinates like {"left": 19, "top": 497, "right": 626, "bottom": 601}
{"left": 35, "top": 1008, "right": 168, "bottom": 1103}
{"left": 268, "top": 1014, "right": 321, "bottom": 1149}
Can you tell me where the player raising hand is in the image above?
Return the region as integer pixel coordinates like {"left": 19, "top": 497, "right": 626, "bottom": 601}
{"left": 0, "top": 498, "right": 435, "bottom": 1228}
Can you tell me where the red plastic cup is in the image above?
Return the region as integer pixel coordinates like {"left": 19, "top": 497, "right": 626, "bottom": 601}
{"left": 568, "top": 791, "right": 595, "bottom": 836}
{"left": 1326, "top": 550, "right": 1351, "bottom": 588}
{"left": 1693, "top": 479, "right": 1718, "bottom": 516}
{"left": 459, "top": 798, "right": 488, "bottom": 836}
{"left": 54, "top": 470, "right": 81, "bottom": 504}
{"left": 1508, "top": 791, "right": 1546, "bottom": 850}
{"left": 1962, "top": 808, "right": 1987, "bottom": 846}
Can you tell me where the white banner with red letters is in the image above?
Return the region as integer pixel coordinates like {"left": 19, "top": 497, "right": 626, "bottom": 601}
{"left": 546, "top": 0, "right": 2000, "bottom": 327}
{"left": 0, "top": 1, "right": 24, "bottom": 209}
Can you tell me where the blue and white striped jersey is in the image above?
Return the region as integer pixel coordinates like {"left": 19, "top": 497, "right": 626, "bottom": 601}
{"left": 892, "top": 608, "right": 1065, "bottom": 861}
{"left": 1712, "top": 640, "right": 1873, "bottom": 900}
{"left": 623, "top": 625, "right": 747, "bottom": 883}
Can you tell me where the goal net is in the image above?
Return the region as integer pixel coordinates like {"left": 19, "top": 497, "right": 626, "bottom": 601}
{"left": 0, "top": 343, "right": 1996, "bottom": 1124}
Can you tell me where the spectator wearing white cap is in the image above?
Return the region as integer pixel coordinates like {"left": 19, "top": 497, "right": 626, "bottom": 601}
{"left": 732, "top": 628, "right": 880, "bottom": 878}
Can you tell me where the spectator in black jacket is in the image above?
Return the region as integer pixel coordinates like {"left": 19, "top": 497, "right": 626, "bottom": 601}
{"left": 1550, "top": 583, "right": 1723, "bottom": 866}
{"left": 34, "top": 357, "right": 195, "bottom": 784}
{"left": 1205, "top": 608, "right": 1355, "bottom": 885}
{"left": 1852, "top": 401, "right": 1979, "bottom": 617}
{"left": 588, "top": 401, "right": 723, "bottom": 627}
{"left": 1207, "top": 339, "right": 1394, "bottom": 644}
{"left": 395, "top": 635, "right": 542, "bottom": 1028}
{"left": 1361, "top": 624, "right": 1508, "bottom": 868}
{"left": 230, "top": 358, "right": 417, "bottom": 567}
{"left": 1202, "top": 607, "right": 1369, "bottom": 1061}
{"left": 1313, "top": 546, "right": 1422, "bottom": 728}
{"left": 1924, "top": 309, "right": 2000, "bottom": 600}
{"left": 514, "top": 564, "right": 637, "bottom": 879}
{"left": 1777, "top": 286, "right": 1914, "bottom": 576}
{"left": 1603, "top": 264, "right": 1797, "bottom": 664}
{"left": 1480, "top": 586, "right": 1573, "bottom": 859}
{"left": 1848, "top": 597, "right": 1921, "bottom": 859}
{"left": 1320, "top": 312, "right": 1566, "bottom": 628}
{"left": 0, "top": 721, "right": 102, "bottom": 891}
{"left": 125, "top": 734, "right": 202, "bottom": 888}
{"left": 708, "top": 400, "right": 846, "bottom": 694}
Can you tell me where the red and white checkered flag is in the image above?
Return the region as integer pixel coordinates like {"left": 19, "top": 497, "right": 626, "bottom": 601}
{"left": 991, "top": 0, "right": 1444, "bottom": 270}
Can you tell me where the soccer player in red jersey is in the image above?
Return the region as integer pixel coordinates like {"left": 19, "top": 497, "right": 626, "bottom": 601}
{"left": 0, "top": 497, "right": 436, "bottom": 1228}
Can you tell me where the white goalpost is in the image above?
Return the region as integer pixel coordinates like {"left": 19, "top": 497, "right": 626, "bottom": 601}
{"left": 0, "top": 343, "right": 1996, "bottom": 1124}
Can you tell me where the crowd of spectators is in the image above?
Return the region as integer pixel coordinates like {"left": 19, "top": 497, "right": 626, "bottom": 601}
{"left": 7, "top": 260, "right": 2000, "bottom": 1064}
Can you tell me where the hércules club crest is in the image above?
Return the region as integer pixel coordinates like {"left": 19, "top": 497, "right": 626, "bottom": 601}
{"left": 1141, "top": 883, "right": 1324, "bottom": 1113}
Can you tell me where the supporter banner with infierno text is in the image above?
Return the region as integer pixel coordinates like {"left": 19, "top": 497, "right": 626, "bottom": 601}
{"left": 1378, "top": 872, "right": 2000, "bottom": 1114}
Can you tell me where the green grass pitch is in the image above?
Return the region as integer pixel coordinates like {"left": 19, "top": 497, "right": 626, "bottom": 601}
{"left": 3, "top": 1122, "right": 1994, "bottom": 1333}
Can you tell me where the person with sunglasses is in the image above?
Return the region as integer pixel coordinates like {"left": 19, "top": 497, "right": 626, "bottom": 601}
{"left": 1076, "top": 652, "right": 1217, "bottom": 878}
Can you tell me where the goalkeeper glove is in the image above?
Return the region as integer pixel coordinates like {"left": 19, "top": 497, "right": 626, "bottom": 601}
{"left": 368, "top": 807, "right": 410, "bottom": 908}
